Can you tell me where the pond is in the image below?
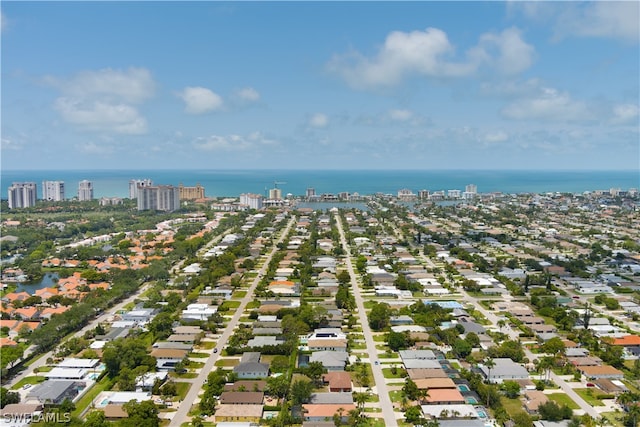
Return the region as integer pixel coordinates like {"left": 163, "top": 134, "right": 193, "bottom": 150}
{"left": 16, "top": 272, "right": 59, "bottom": 294}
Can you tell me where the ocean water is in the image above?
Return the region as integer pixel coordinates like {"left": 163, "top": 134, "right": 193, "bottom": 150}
{"left": 1, "top": 169, "right": 638, "bottom": 199}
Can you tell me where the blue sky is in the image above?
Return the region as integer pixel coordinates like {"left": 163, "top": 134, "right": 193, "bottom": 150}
{"left": 1, "top": 1, "right": 639, "bottom": 170}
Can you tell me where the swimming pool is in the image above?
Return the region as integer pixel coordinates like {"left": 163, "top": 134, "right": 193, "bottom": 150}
{"left": 465, "top": 396, "right": 478, "bottom": 404}
{"left": 458, "top": 384, "right": 470, "bottom": 392}
{"left": 477, "top": 410, "right": 488, "bottom": 419}
{"left": 100, "top": 399, "right": 110, "bottom": 406}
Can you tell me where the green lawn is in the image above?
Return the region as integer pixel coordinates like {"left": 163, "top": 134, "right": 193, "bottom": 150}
{"left": 197, "top": 341, "right": 217, "bottom": 350}
{"left": 71, "top": 376, "right": 115, "bottom": 418}
{"left": 220, "top": 300, "right": 241, "bottom": 309}
{"left": 574, "top": 388, "right": 607, "bottom": 406}
{"left": 232, "top": 291, "right": 247, "bottom": 298}
{"left": 547, "top": 393, "right": 580, "bottom": 409}
{"left": 214, "top": 359, "right": 239, "bottom": 367}
{"left": 388, "top": 390, "right": 404, "bottom": 403}
{"left": 246, "top": 301, "right": 260, "bottom": 309}
{"left": 188, "top": 352, "right": 210, "bottom": 358}
{"left": 500, "top": 396, "right": 525, "bottom": 418}
{"left": 382, "top": 368, "right": 407, "bottom": 379}
{"left": 11, "top": 375, "right": 46, "bottom": 390}
{"left": 174, "top": 382, "right": 191, "bottom": 400}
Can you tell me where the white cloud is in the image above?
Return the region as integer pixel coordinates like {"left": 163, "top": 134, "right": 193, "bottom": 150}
{"left": 75, "top": 141, "right": 114, "bottom": 155}
{"left": 477, "top": 27, "right": 535, "bottom": 75}
{"left": 559, "top": 2, "right": 639, "bottom": 42}
{"left": 388, "top": 109, "right": 413, "bottom": 122}
{"left": 178, "top": 86, "right": 224, "bottom": 114}
{"left": 1, "top": 137, "right": 22, "bottom": 150}
{"left": 46, "top": 67, "right": 154, "bottom": 134}
{"left": 502, "top": 87, "right": 592, "bottom": 122}
{"left": 327, "top": 26, "right": 535, "bottom": 88}
{"left": 514, "top": 2, "right": 639, "bottom": 43}
{"left": 236, "top": 87, "right": 260, "bottom": 102}
{"left": 482, "top": 131, "right": 509, "bottom": 143}
{"left": 193, "top": 132, "right": 276, "bottom": 151}
{"left": 611, "top": 104, "right": 639, "bottom": 124}
{"left": 480, "top": 78, "right": 542, "bottom": 98}
{"left": 309, "top": 113, "right": 329, "bottom": 128}
{"left": 54, "top": 98, "right": 147, "bottom": 134}
{"left": 46, "top": 67, "right": 155, "bottom": 103}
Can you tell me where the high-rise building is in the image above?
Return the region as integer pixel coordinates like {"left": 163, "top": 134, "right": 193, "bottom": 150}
{"left": 178, "top": 183, "right": 205, "bottom": 200}
{"left": 129, "top": 179, "right": 153, "bottom": 199}
{"left": 8, "top": 182, "right": 37, "bottom": 209}
{"left": 268, "top": 188, "right": 282, "bottom": 200}
{"left": 306, "top": 188, "right": 316, "bottom": 198}
{"left": 463, "top": 184, "right": 478, "bottom": 200}
{"left": 78, "top": 180, "right": 94, "bottom": 201}
{"left": 240, "top": 193, "right": 264, "bottom": 210}
{"left": 447, "top": 189, "right": 461, "bottom": 199}
{"left": 137, "top": 185, "right": 180, "bottom": 212}
{"left": 418, "top": 190, "right": 430, "bottom": 199}
{"left": 42, "top": 181, "right": 65, "bottom": 201}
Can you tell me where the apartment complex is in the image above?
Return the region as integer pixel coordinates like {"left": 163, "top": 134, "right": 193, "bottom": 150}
{"left": 7, "top": 182, "right": 37, "bottom": 209}
{"left": 137, "top": 185, "right": 180, "bottom": 212}
{"left": 178, "top": 183, "right": 205, "bottom": 200}
{"left": 239, "top": 193, "right": 264, "bottom": 210}
{"left": 129, "top": 179, "right": 153, "bottom": 199}
{"left": 77, "top": 180, "right": 94, "bottom": 201}
{"left": 42, "top": 181, "right": 65, "bottom": 201}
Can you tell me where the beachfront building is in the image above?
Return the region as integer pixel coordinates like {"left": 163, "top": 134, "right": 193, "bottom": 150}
{"left": 77, "top": 180, "right": 94, "bottom": 201}
{"left": 7, "top": 182, "right": 37, "bottom": 209}
{"left": 239, "top": 193, "right": 264, "bottom": 210}
{"left": 129, "top": 179, "right": 153, "bottom": 199}
{"left": 137, "top": 185, "right": 180, "bottom": 212}
{"left": 178, "top": 183, "right": 205, "bottom": 200}
{"left": 42, "top": 181, "right": 65, "bottom": 201}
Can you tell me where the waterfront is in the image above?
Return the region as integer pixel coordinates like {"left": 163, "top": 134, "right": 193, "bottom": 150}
{"left": 2, "top": 169, "right": 638, "bottom": 199}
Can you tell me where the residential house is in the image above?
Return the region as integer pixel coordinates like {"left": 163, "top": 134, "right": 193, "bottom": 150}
{"left": 322, "top": 372, "right": 352, "bottom": 392}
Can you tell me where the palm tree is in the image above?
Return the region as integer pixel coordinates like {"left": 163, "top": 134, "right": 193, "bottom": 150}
{"left": 484, "top": 357, "right": 495, "bottom": 384}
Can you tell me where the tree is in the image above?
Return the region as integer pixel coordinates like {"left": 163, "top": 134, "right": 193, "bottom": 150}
{"left": 84, "top": 411, "right": 109, "bottom": 427}
{"left": 291, "top": 379, "right": 313, "bottom": 405}
{"left": 453, "top": 338, "right": 472, "bottom": 358}
{"left": 512, "top": 412, "right": 534, "bottom": 427}
{"left": 538, "top": 401, "right": 572, "bottom": 421}
{"left": 266, "top": 375, "right": 289, "bottom": 399}
{"left": 404, "top": 405, "right": 423, "bottom": 424}
{"left": 304, "top": 361, "right": 326, "bottom": 387}
{"left": 120, "top": 400, "right": 159, "bottom": 427}
{"left": 368, "top": 302, "right": 391, "bottom": 331}
{"left": 0, "top": 387, "right": 20, "bottom": 408}
{"left": 484, "top": 358, "right": 495, "bottom": 386}
{"left": 402, "top": 378, "right": 419, "bottom": 401}
{"left": 387, "top": 330, "right": 411, "bottom": 351}
{"left": 502, "top": 380, "right": 521, "bottom": 399}
{"left": 148, "top": 312, "right": 174, "bottom": 340}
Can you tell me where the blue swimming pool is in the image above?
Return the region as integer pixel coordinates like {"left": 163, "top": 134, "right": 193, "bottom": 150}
{"left": 458, "top": 384, "right": 470, "bottom": 392}
{"left": 465, "top": 396, "right": 478, "bottom": 404}
{"left": 477, "top": 410, "right": 488, "bottom": 419}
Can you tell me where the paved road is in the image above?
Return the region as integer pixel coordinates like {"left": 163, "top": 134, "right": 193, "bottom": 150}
{"left": 4, "top": 283, "right": 150, "bottom": 389}
{"left": 169, "top": 216, "right": 296, "bottom": 427}
{"left": 459, "top": 291, "right": 600, "bottom": 419}
{"left": 334, "top": 212, "right": 398, "bottom": 427}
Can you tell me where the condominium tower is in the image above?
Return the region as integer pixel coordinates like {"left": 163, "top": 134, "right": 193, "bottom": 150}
{"left": 78, "top": 180, "right": 94, "bottom": 201}
{"left": 129, "top": 179, "right": 153, "bottom": 199}
{"left": 7, "top": 182, "right": 37, "bottom": 209}
{"left": 137, "top": 185, "right": 181, "bottom": 212}
{"left": 42, "top": 181, "right": 65, "bottom": 201}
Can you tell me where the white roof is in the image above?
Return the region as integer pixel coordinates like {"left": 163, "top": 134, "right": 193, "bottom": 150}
{"left": 57, "top": 358, "right": 100, "bottom": 369}
{"left": 107, "top": 391, "right": 152, "bottom": 404}
{"left": 46, "top": 367, "right": 86, "bottom": 379}
{"left": 420, "top": 404, "right": 478, "bottom": 418}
